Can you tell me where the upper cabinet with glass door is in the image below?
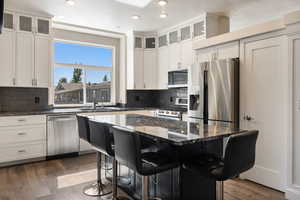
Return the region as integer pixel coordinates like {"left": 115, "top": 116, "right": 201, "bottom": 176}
{"left": 3, "top": 12, "right": 15, "bottom": 31}
{"left": 193, "top": 21, "right": 205, "bottom": 39}
{"left": 17, "top": 14, "right": 51, "bottom": 36}
{"left": 145, "top": 37, "right": 156, "bottom": 49}
{"left": 36, "top": 17, "right": 51, "bottom": 36}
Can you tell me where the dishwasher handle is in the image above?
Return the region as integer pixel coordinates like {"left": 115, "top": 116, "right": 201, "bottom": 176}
{"left": 47, "top": 115, "right": 76, "bottom": 121}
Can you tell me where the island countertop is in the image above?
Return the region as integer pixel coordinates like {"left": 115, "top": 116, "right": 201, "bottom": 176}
{"left": 87, "top": 114, "right": 245, "bottom": 146}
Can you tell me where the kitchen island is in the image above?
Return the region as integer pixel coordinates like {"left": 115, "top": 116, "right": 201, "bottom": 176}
{"left": 87, "top": 114, "right": 244, "bottom": 200}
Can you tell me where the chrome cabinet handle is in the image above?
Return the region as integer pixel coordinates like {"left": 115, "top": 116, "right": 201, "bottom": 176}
{"left": 18, "top": 150, "right": 26, "bottom": 153}
{"left": 17, "top": 119, "right": 26, "bottom": 122}
{"left": 18, "top": 132, "right": 27, "bottom": 136}
{"left": 12, "top": 78, "right": 16, "bottom": 86}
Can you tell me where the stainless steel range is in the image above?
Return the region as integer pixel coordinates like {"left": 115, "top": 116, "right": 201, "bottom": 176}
{"left": 155, "top": 109, "right": 183, "bottom": 120}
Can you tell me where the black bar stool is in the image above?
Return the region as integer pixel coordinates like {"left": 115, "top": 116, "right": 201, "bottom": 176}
{"left": 89, "top": 120, "right": 131, "bottom": 200}
{"left": 183, "top": 130, "right": 259, "bottom": 200}
{"left": 112, "top": 126, "right": 179, "bottom": 200}
{"left": 88, "top": 120, "right": 115, "bottom": 197}
{"left": 77, "top": 115, "right": 107, "bottom": 196}
{"left": 77, "top": 115, "right": 113, "bottom": 197}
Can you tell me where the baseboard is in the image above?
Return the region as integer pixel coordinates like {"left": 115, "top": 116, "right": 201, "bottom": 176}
{"left": 286, "top": 187, "right": 300, "bottom": 200}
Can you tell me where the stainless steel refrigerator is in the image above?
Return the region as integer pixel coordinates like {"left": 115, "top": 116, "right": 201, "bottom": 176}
{"left": 188, "top": 58, "right": 239, "bottom": 126}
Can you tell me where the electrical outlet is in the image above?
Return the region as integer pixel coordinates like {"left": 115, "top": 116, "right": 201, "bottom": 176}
{"left": 35, "top": 97, "right": 40, "bottom": 104}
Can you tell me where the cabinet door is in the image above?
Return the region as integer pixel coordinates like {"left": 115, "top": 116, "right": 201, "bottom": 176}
{"left": 143, "top": 50, "right": 157, "bottom": 89}
{"left": 289, "top": 34, "right": 300, "bottom": 193}
{"left": 36, "top": 18, "right": 51, "bottom": 36}
{"left": 35, "top": 36, "right": 51, "bottom": 88}
{"left": 168, "top": 43, "right": 180, "bottom": 71}
{"left": 134, "top": 49, "right": 144, "bottom": 89}
{"left": 240, "top": 36, "right": 286, "bottom": 191}
{"left": 180, "top": 39, "right": 193, "bottom": 69}
{"left": 158, "top": 47, "right": 169, "bottom": 89}
{"left": 0, "top": 31, "right": 15, "bottom": 86}
{"left": 18, "top": 15, "right": 33, "bottom": 33}
{"left": 16, "top": 32, "right": 35, "bottom": 87}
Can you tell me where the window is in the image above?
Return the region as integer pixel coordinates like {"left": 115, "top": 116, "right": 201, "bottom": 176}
{"left": 54, "top": 41, "right": 114, "bottom": 106}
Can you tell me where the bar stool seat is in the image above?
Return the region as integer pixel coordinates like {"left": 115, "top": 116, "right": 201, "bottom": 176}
{"left": 112, "top": 126, "right": 179, "bottom": 200}
{"left": 183, "top": 130, "right": 259, "bottom": 200}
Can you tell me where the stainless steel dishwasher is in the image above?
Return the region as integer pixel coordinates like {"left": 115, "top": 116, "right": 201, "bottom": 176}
{"left": 47, "top": 115, "right": 79, "bottom": 158}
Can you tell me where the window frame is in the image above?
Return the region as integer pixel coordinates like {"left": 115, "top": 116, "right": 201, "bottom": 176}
{"left": 52, "top": 39, "right": 116, "bottom": 107}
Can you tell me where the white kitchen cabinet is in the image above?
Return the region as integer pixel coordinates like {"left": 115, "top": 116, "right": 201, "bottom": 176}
{"left": 35, "top": 36, "right": 51, "bottom": 88}
{"left": 286, "top": 32, "right": 300, "bottom": 200}
{"left": 180, "top": 39, "right": 194, "bottom": 69}
{"left": 239, "top": 35, "right": 287, "bottom": 191}
{"left": 0, "top": 31, "right": 15, "bottom": 86}
{"left": 143, "top": 50, "right": 157, "bottom": 89}
{"left": 134, "top": 49, "right": 144, "bottom": 89}
{"left": 168, "top": 43, "right": 181, "bottom": 71}
{"left": 0, "top": 115, "right": 47, "bottom": 166}
{"left": 36, "top": 17, "right": 51, "bottom": 36}
{"left": 15, "top": 32, "right": 35, "bottom": 87}
{"left": 0, "top": 10, "right": 52, "bottom": 88}
{"left": 158, "top": 46, "right": 169, "bottom": 89}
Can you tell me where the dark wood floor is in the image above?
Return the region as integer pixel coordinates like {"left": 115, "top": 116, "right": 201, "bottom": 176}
{"left": 0, "top": 154, "right": 285, "bottom": 200}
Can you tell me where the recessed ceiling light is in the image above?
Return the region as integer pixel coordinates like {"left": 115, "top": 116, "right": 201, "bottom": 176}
{"left": 132, "top": 15, "right": 141, "bottom": 20}
{"left": 158, "top": 0, "right": 168, "bottom": 6}
{"left": 66, "top": 0, "right": 75, "bottom": 6}
{"left": 160, "top": 12, "right": 168, "bottom": 19}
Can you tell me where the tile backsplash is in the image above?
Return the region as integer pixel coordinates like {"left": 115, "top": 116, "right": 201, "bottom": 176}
{"left": 0, "top": 87, "right": 49, "bottom": 112}
{"left": 126, "top": 88, "right": 188, "bottom": 110}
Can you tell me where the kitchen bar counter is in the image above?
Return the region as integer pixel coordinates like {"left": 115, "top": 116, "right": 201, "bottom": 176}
{"left": 87, "top": 113, "right": 245, "bottom": 200}
{"left": 88, "top": 114, "right": 244, "bottom": 146}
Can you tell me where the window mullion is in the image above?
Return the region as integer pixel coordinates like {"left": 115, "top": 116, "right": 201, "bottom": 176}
{"left": 82, "top": 66, "right": 87, "bottom": 105}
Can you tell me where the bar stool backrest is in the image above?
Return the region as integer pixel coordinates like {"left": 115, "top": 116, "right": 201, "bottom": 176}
{"left": 221, "top": 130, "right": 259, "bottom": 180}
{"left": 77, "top": 115, "right": 91, "bottom": 142}
{"left": 89, "top": 120, "right": 114, "bottom": 156}
{"left": 112, "top": 126, "right": 142, "bottom": 173}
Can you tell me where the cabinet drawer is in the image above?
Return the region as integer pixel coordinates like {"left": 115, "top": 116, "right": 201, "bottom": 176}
{"left": 0, "top": 115, "right": 46, "bottom": 127}
{"left": 0, "top": 125, "right": 46, "bottom": 144}
{"left": 0, "top": 142, "right": 46, "bottom": 163}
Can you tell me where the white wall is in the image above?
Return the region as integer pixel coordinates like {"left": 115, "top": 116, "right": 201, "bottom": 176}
{"left": 229, "top": 0, "right": 300, "bottom": 31}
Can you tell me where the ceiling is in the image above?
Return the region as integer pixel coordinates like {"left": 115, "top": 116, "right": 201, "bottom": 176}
{"left": 5, "top": 0, "right": 300, "bottom": 33}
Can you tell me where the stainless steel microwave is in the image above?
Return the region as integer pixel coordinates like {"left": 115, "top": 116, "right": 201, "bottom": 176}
{"left": 168, "top": 69, "right": 188, "bottom": 88}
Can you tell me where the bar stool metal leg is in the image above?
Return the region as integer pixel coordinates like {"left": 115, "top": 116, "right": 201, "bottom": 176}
{"left": 142, "top": 176, "right": 162, "bottom": 200}
{"left": 217, "top": 181, "right": 224, "bottom": 200}
{"left": 112, "top": 158, "right": 131, "bottom": 200}
{"left": 142, "top": 176, "right": 149, "bottom": 200}
{"left": 83, "top": 152, "right": 112, "bottom": 196}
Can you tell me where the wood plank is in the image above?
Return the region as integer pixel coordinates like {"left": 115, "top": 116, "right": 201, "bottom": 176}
{"left": 0, "top": 154, "right": 285, "bottom": 200}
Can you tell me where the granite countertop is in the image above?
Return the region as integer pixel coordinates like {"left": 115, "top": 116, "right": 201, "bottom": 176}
{"left": 88, "top": 114, "right": 245, "bottom": 146}
{"left": 0, "top": 107, "right": 153, "bottom": 117}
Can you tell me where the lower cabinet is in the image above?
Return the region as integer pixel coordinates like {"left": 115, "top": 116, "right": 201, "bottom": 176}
{"left": 0, "top": 115, "right": 47, "bottom": 165}
{"left": 0, "top": 142, "right": 46, "bottom": 164}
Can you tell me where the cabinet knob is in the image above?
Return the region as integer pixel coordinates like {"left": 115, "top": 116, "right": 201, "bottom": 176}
{"left": 18, "top": 150, "right": 27, "bottom": 153}
{"left": 244, "top": 115, "right": 254, "bottom": 121}
{"left": 18, "top": 132, "right": 27, "bottom": 136}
